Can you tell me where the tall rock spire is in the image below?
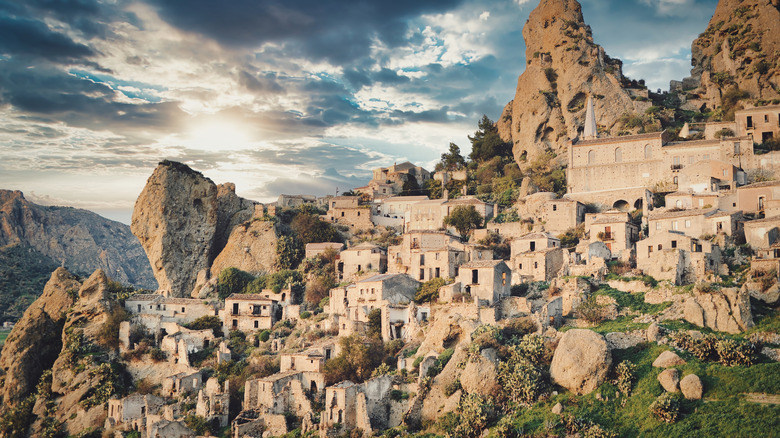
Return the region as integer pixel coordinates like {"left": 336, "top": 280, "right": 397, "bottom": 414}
{"left": 583, "top": 95, "right": 597, "bottom": 139}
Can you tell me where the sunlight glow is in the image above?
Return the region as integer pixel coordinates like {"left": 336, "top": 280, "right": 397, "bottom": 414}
{"left": 186, "top": 119, "right": 255, "bottom": 151}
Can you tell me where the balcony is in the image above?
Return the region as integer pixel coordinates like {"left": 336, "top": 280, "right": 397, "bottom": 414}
{"left": 671, "top": 164, "right": 683, "bottom": 171}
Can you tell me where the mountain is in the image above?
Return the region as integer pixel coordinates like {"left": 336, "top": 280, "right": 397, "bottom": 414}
{"left": 684, "top": 0, "right": 780, "bottom": 111}
{"left": 0, "top": 190, "right": 157, "bottom": 322}
{"left": 497, "top": 0, "right": 648, "bottom": 168}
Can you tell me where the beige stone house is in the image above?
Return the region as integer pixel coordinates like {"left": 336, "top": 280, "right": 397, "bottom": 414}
{"left": 407, "top": 196, "right": 494, "bottom": 234}
{"left": 585, "top": 212, "right": 638, "bottom": 259}
{"left": 735, "top": 105, "right": 780, "bottom": 143}
{"left": 160, "top": 327, "right": 216, "bottom": 364}
{"left": 124, "top": 294, "right": 218, "bottom": 325}
{"left": 743, "top": 216, "right": 780, "bottom": 249}
{"left": 636, "top": 231, "right": 721, "bottom": 285}
{"left": 162, "top": 371, "right": 202, "bottom": 397}
{"left": 280, "top": 351, "right": 325, "bottom": 374}
{"left": 736, "top": 180, "right": 780, "bottom": 215}
{"left": 196, "top": 378, "right": 230, "bottom": 428}
{"left": 321, "top": 375, "right": 395, "bottom": 434}
{"left": 510, "top": 232, "right": 565, "bottom": 282}
{"left": 381, "top": 302, "right": 430, "bottom": 342}
{"left": 677, "top": 160, "right": 745, "bottom": 193}
{"left": 665, "top": 191, "right": 723, "bottom": 210}
{"left": 304, "top": 242, "right": 344, "bottom": 259}
{"left": 511, "top": 232, "right": 560, "bottom": 253}
{"left": 355, "top": 162, "right": 431, "bottom": 199}
{"left": 440, "top": 260, "right": 511, "bottom": 306}
{"left": 106, "top": 394, "right": 164, "bottom": 433}
{"left": 752, "top": 244, "right": 780, "bottom": 278}
{"left": 648, "top": 208, "right": 741, "bottom": 238}
{"left": 222, "top": 294, "right": 280, "bottom": 332}
{"left": 540, "top": 198, "right": 586, "bottom": 234}
{"left": 324, "top": 196, "right": 373, "bottom": 230}
{"left": 336, "top": 242, "right": 387, "bottom": 281}
{"left": 388, "top": 230, "right": 491, "bottom": 282}
{"left": 371, "top": 195, "right": 429, "bottom": 229}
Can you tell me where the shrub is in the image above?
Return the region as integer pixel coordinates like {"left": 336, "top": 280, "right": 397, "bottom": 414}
{"left": 649, "top": 392, "right": 681, "bottom": 423}
{"left": 185, "top": 315, "right": 223, "bottom": 337}
{"left": 371, "top": 362, "right": 392, "bottom": 378}
{"left": 299, "top": 311, "right": 312, "bottom": 319}
{"left": 218, "top": 267, "right": 254, "bottom": 299}
{"left": 439, "top": 393, "right": 494, "bottom": 438}
{"left": 276, "top": 235, "right": 304, "bottom": 270}
{"left": 258, "top": 330, "right": 271, "bottom": 342}
{"left": 415, "top": 277, "right": 447, "bottom": 304}
{"left": 576, "top": 296, "right": 606, "bottom": 324}
{"left": 716, "top": 338, "right": 758, "bottom": 366}
{"left": 323, "top": 334, "right": 385, "bottom": 385}
{"left": 97, "top": 306, "right": 130, "bottom": 350}
{"left": 615, "top": 360, "right": 637, "bottom": 395}
{"left": 497, "top": 336, "right": 547, "bottom": 405}
{"left": 444, "top": 379, "right": 462, "bottom": 397}
{"left": 150, "top": 348, "right": 166, "bottom": 362}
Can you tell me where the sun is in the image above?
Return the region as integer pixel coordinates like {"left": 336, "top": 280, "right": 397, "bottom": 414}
{"left": 186, "top": 118, "right": 254, "bottom": 151}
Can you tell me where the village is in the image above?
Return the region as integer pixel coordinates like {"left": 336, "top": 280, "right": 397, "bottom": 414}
{"left": 103, "top": 101, "right": 780, "bottom": 438}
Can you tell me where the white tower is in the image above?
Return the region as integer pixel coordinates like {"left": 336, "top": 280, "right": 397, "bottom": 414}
{"left": 583, "top": 96, "right": 597, "bottom": 140}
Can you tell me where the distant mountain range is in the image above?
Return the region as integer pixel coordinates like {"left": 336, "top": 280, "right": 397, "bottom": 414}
{"left": 0, "top": 190, "right": 156, "bottom": 322}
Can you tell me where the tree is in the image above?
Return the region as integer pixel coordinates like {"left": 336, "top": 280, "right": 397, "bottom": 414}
{"left": 275, "top": 235, "right": 303, "bottom": 270}
{"left": 400, "top": 174, "right": 421, "bottom": 196}
{"left": 415, "top": 277, "right": 447, "bottom": 303}
{"left": 469, "top": 115, "right": 512, "bottom": 162}
{"left": 444, "top": 205, "right": 484, "bottom": 237}
{"left": 440, "top": 142, "right": 467, "bottom": 171}
{"left": 218, "top": 267, "right": 254, "bottom": 299}
{"left": 323, "top": 334, "right": 385, "bottom": 385}
{"left": 290, "top": 212, "right": 342, "bottom": 245}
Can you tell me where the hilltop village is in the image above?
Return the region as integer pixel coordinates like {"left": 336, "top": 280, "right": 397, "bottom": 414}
{"left": 1, "top": 0, "right": 780, "bottom": 437}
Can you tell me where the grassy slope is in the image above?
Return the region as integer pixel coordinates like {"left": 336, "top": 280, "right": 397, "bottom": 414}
{"left": 0, "top": 243, "right": 59, "bottom": 324}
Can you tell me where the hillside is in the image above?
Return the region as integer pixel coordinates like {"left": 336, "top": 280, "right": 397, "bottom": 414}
{"left": 0, "top": 190, "right": 156, "bottom": 322}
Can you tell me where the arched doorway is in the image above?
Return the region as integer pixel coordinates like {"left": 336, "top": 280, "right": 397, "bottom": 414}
{"left": 634, "top": 199, "right": 643, "bottom": 210}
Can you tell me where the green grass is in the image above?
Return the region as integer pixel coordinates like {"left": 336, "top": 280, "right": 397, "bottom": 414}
{"left": 560, "top": 316, "right": 650, "bottom": 335}
{"left": 593, "top": 286, "right": 671, "bottom": 314}
{"left": 487, "top": 343, "right": 780, "bottom": 437}
{"left": 0, "top": 331, "right": 7, "bottom": 346}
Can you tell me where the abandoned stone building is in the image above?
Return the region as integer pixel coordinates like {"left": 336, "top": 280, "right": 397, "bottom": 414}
{"left": 355, "top": 162, "right": 431, "bottom": 198}
{"left": 439, "top": 260, "right": 511, "bottom": 306}
{"left": 324, "top": 196, "right": 374, "bottom": 230}
{"left": 509, "top": 232, "right": 566, "bottom": 282}
{"left": 736, "top": 180, "right": 780, "bottom": 215}
{"left": 636, "top": 231, "right": 722, "bottom": 285}
{"left": 320, "top": 375, "right": 396, "bottom": 435}
{"left": 647, "top": 208, "right": 741, "bottom": 238}
{"left": 585, "top": 211, "right": 639, "bottom": 259}
{"left": 222, "top": 294, "right": 280, "bottom": 332}
{"left": 124, "top": 294, "right": 218, "bottom": 325}
{"left": 106, "top": 393, "right": 165, "bottom": 433}
{"left": 336, "top": 242, "right": 388, "bottom": 281}
{"left": 305, "top": 242, "right": 344, "bottom": 259}
{"left": 744, "top": 216, "right": 780, "bottom": 249}
{"left": 160, "top": 327, "right": 216, "bottom": 365}
{"left": 734, "top": 105, "right": 780, "bottom": 143}
{"left": 162, "top": 371, "right": 202, "bottom": 397}
{"left": 387, "top": 230, "right": 492, "bottom": 282}
{"left": 407, "top": 196, "right": 494, "bottom": 234}
{"left": 241, "top": 370, "right": 316, "bottom": 435}
{"left": 381, "top": 301, "right": 430, "bottom": 342}
{"left": 371, "top": 195, "right": 430, "bottom": 229}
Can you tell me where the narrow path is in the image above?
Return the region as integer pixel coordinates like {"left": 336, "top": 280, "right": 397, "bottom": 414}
{"left": 743, "top": 393, "right": 780, "bottom": 405}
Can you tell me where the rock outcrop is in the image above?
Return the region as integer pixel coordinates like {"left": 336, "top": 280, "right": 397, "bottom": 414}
{"left": 497, "top": 0, "right": 643, "bottom": 167}
{"left": 684, "top": 0, "right": 780, "bottom": 109}
{"left": 652, "top": 350, "right": 686, "bottom": 368}
{"left": 132, "top": 161, "right": 219, "bottom": 297}
{"left": 683, "top": 287, "right": 753, "bottom": 334}
{"left": 460, "top": 348, "right": 499, "bottom": 397}
{"left": 550, "top": 329, "right": 611, "bottom": 395}
{"left": 0, "top": 267, "right": 79, "bottom": 405}
{"left": 0, "top": 189, "right": 156, "bottom": 289}
{"left": 210, "top": 220, "right": 280, "bottom": 277}
{"left": 132, "top": 161, "right": 260, "bottom": 297}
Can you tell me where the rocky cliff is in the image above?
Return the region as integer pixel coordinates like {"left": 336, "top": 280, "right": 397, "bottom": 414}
{"left": 497, "top": 0, "right": 645, "bottom": 167}
{"left": 685, "top": 0, "right": 780, "bottom": 109}
{"left": 131, "top": 161, "right": 258, "bottom": 297}
{"left": 0, "top": 190, "right": 156, "bottom": 290}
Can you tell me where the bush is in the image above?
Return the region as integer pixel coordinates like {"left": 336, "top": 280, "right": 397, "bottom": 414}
{"left": 649, "top": 392, "right": 681, "bottom": 423}
{"left": 576, "top": 296, "right": 606, "bottom": 324}
{"left": 615, "top": 360, "right": 637, "bottom": 395}
{"left": 185, "top": 315, "right": 223, "bottom": 338}
{"left": 276, "top": 235, "right": 304, "bottom": 270}
{"left": 497, "top": 336, "right": 547, "bottom": 405}
{"left": 415, "top": 277, "right": 447, "bottom": 304}
{"left": 323, "top": 334, "right": 385, "bottom": 385}
{"left": 439, "top": 393, "right": 495, "bottom": 438}
{"left": 444, "top": 379, "right": 462, "bottom": 397}
{"left": 218, "top": 267, "right": 254, "bottom": 299}
{"left": 716, "top": 338, "right": 758, "bottom": 367}
{"left": 299, "top": 311, "right": 312, "bottom": 319}
{"left": 97, "top": 306, "right": 130, "bottom": 350}
{"left": 150, "top": 348, "right": 166, "bottom": 362}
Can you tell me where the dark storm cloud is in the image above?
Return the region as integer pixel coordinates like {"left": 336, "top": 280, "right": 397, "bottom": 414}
{"left": 247, "top": 143, "right": 378, "bottom": 171}
{"left": 0, "top": 63, "right": 185, "bottom": 134}
{"left": 0, "top": 13, "right": 95, "bottom": 62}
{"left": 253, "top": 168, "right": 367, "bottom": 199}
{"left": 147, "top": 0, "right": 465, "bottom": 62}
{"left": 238, "top": 70, "right": 285, "bottom": 94}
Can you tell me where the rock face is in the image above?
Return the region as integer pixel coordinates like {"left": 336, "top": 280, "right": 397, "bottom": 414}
{"left": 550, "top": 329, "right": 611, "bottom": 395}
{"left": 497, "top": 0, "right": 642, "bottom": 168}
{"left": 0, "top": 267, "right": 79, "bottom": 405}
{"left": 460, "top": 348, "right": 499, "bottom": 397}
{"left": 685, "top": 0, "right": 780, "bottom": 109}
{"left": 132, "top": 161, "right": 260, "bottom": 297}
{"left": 653, "top": 350, "right": 686, "bottom": 368}
{"left": 658, "top": 368, "right": 680, "bottom": 393}
{"left": 132, "top": 161, "right": 219, "bottom": 297}
{"left": 683, "top": 287, "right": 753, "bottom": 334}
{"left": 680, "top": 374, "right": 703, "bottom": 400}
{"left": 210, "top": 220, "right": 280, "bottom": 278}
{"left": 0, "top": 189, "right": 156, "bottom": 289}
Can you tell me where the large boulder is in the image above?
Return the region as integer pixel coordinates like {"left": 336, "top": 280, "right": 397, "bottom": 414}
{"left": 132, "top": 161, "right": 219, "bottom": 297}
{"left": 0, "top": 268, "right": 79, "bottom": 405}
{"left": 653, "top": 351, "right": 686, "bottom": 368}
{"left": 658, "top": 368, "right": 680, "bottom": 393}
{"left": 684, "top": 287, "right": 753, "bottom": 334}
{"left": 460, "top": 348, "right": 499, "bottom": 397}
{"left": 550, "top": 329, "right": 611, "bottom": 395}
{"left": 680, "top": 374, "right": 703, "bottom": 400}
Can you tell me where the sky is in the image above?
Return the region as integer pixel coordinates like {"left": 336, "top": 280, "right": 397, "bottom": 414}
{"left": 0, "top": 0, "right": 719, "bottom": 224}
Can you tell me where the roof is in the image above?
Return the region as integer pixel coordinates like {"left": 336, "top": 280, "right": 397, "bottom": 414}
{"left": 648, "top": 208, "right": 716, "bottom": 220}
{"left": 381, "top": 196, "right": 429, "bottom": 202}
{"left": 591, "top": 217, "right": 630, "bottom": 225}
{"left": 224, "top": 294, "right": 276, "bottom": 302}
{"left": 126, "top": 293, "right": 162, "bottom": 302}
{"left": 736, "top": 104, "right": 780, "bottom": 113}
{"left": 257, "top": 370, "right": 304, "bottom": 382}
{"left": 162, "top": 297, "right": 208, "bottom": 305}
{"left": 744, "top": 215, "right": 780, "bottom": 225}
{"left": 459, "top": 259, "right": 505, "bottom": 269}
{"left": 346, "top": 242, "right": 381, "bottom": 251}
{"left": 574, "top": 131, "right": 664, "bottom": 147}
{"left": 305, "top": 242, "right": 344, "bottom": 250}
{"left": 356, "top": 273, "right": 409, "bottom": 283}
{"left": 447, "top": 197, "right": 489, "bottom": 205}
{"left": 738, "top": 180, "right": 780, "bottom": 189}
{"left": 518, "top": 232, "right": 559, "bottom": 240}
{"left": 392, "top": 161, "right": 418, "bottom": 172}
